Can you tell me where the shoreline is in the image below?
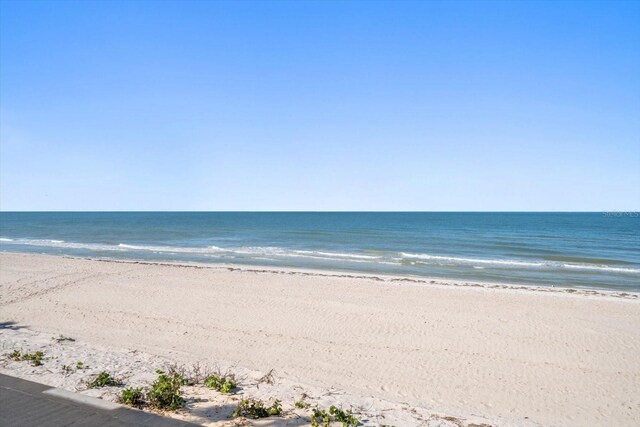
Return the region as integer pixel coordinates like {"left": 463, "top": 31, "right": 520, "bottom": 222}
{"left": 4, "top": 250, "right": 639, "bottom": 300}
{"left": 1, "top": 252, "right": 639, "bottom": 426}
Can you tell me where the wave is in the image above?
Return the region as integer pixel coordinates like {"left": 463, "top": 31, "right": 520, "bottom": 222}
{"left": 291, "top": 250, "right": 380, "bottom": 260}
{"left": 543, "top": 255, "right": 636, "bottom": 265}
{"left": 0, "top": 239, "right": 378, "bottom": 262}
{"left": 400, "top": 252, "right": 640, "bottom": 274}
{"left": 560, "top": 263, "right": 640, "bottom": 273}
{"left": 1, "top": 238, "right": 638, "bottom": 274}
{"left": 228, "top": 247, "right": 384, "bottom": 263}
{"left": 117, "top": 243, "right": 224, "bottom": 254}
{"left": 400, "top": 252, "right": 544, "bottom": 267}
{"left": 1, "top": 238, "right": 125, "bottom": 252}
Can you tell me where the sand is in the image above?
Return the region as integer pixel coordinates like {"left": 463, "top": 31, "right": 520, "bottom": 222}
{"left": 0, "top": 252, "right": 638, "bottom": 426}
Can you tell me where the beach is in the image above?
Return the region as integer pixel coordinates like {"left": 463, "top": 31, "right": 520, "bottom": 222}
{"left": 1, "top": 252, "right": 639, "bottom": 426}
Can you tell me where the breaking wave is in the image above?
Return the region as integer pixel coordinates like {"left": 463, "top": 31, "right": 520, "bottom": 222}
{"left": 1, "top": 238, "right": 638, "bottom": 275}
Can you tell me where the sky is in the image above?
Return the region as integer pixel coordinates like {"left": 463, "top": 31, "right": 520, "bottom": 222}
{"left": 1, "top": 0, "right": 639, "bottom": 211}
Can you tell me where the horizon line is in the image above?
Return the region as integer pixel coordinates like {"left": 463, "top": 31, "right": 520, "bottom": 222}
{"left": 1, "top": 210, "right": 638, "bottom": 214}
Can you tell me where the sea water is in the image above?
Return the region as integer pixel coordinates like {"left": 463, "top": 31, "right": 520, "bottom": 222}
{"left": 1, "top": 212, "right": 638, "bottom": 291}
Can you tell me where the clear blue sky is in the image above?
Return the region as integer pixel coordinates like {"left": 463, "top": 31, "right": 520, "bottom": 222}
{"left": 1, "top": 0, "right": 638, "bottom": 211}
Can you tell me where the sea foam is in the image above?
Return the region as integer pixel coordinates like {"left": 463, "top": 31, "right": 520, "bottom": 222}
{"left": 2, "top": 237, "right": 638, "bottom": 274}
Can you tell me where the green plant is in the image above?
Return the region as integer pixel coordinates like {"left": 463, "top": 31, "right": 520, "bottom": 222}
{"left": 203, "top": 373, "right": 236, "bottom": 394}
{"left": 21, "top": 351, "right": 45, "bottom": 366}
{"left": 232, "top": 398, "right": 282, "bottom": 419}
{"left": 119, "top": 387, "right": 145, "bottom": 408}
{"left": 311, "top": 407, "right": 331, "bottom": 427}
{"left": 310, "top": 406, "right": 359, "bottom": 427}
{"left": 295, "top": 400, "right": 310, "bottom": 409}
{"left": 88, "top": 371, "right": 121, "bottom": 388}
{"left": 329, "top": 405, "right": 359, "bottom": 427}
{"left": 6, "top": 350, "right": 44, "bottom": 366}
{"left": 76, "top": 361, "right": 85, "bottom": 370}
{"left": 146, "top": 370, "right": 185, "bottom": 411}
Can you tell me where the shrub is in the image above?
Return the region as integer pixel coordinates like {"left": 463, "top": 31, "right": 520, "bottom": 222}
{"left": 119, "top": 387, "right": 145, "bottom": 408}
{"left": 146, "top": 370, "right": 185, "bottom": 411}
{"left": 88, "top": 371, "right": 121, "bottom": 388}
{"left": 203, "top": 373, "right": 236, "bottom": 394}
{"left": 76, "top": 361, "right": 85, "bottom": 370}
{"left": 232, "top": 398, "right": 282, "bottom": 419}
{"left": 8, "top": 350, "right": 21, "bottom": 361}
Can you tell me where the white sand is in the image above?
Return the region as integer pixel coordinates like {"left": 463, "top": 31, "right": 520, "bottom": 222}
{"left": 1, "top": 252, "right": 638, "bottom": 426}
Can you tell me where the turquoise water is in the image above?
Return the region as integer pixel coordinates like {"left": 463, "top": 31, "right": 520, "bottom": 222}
{"left": 1, "top": 212, "right": 638, "bottom": 291}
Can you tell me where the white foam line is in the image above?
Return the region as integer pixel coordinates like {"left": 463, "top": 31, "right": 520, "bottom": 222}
{"left": 2, "top": 238, "right": 638, "bottom": 274}
{"left": 118, "top": 243, "right": 224, "bottom": 254}
{"left": 400, "top": 252, "right": 640, "bottom": 274}
{"left": 400, "top": 252, "right": 543, "bottom": 267}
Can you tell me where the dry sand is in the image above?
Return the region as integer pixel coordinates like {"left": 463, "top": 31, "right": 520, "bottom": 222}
{"left": 1, "top": 252, "right": 639, "bottom": 426}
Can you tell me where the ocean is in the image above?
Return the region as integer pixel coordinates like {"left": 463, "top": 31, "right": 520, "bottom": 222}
{"left": 0, "top": 212, "right": 638, "bottom": 291}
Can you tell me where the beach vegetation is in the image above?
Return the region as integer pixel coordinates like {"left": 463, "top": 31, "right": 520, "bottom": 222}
{"left": 6, "top": 350, "right": 45, "bottom": 366}
{"left": 310, "top": 407, "right": 331, "bottom": 427}
{"left": 88, "top": 371, "right": 121, "bottom": 388}
{"left": 232, "top": 398, "right": 282, "bottom": 419}
{"left": 295, "top": 400, "right": 310, "bottom": 409}
{"left": 146, "top": 370, "right": 185, "bottom": 411}
{"left": 165, "top": 362, "right": 214, "bottom": 386}
{"left": 63, "top": 360, "right": 86, "bottom": 375}
{"left": 119, "top": 387, "right": 145, "bottom": 408}
{"left": 310, "top": 405, "right": 359, "bottom": 427}
{"left": 329, "top": 405, "right": 359, "bottom": 427}
{"left": 23, "top": 351, "right": 44, "bottom": 366}
{"left": 203, "top": 372, "right": 237, "bottom": 394}
{"left": 257, "top": 368, "right": 275, "bottom": 385}
{"left": 184, "top": 362, "right": 209, "bottom": 385}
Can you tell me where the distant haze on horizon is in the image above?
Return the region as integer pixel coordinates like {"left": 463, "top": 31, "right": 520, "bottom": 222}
{"left": 1, "top": 0, "right": 639, "bottom": 211}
